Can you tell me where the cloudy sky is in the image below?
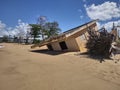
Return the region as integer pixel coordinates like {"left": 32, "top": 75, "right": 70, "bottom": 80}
{"left": 0, "top": 0, "right": 120, "bottom": 36}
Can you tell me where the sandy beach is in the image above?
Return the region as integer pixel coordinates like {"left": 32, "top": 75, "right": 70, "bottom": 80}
{"left": 0, "top": 43, "right": 120, "bottom": 90}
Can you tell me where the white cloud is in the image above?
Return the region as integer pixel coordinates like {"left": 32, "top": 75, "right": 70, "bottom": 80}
{"left": 97, "top": 20, "right": 120, "bottom": 31}
{"left": 0, "top": 20, "right": 31, "bottom": 38}
{"left": 104, "top": 20, "right": 120, "bottom": 30}
{"left": 78, "top": 9, "right": 84, "bottom": 19}
{"left": 85, "top": 1, "right": 120, "bottom": 21}
{"left": 78, "top": 9, "right": 82, "bottom": 13}
{"left": 80, "top": 15, "right": 84, "bottom": 19}
{"left": 0, "top": 21, "right": 8, "bottom": 37}
{"left": 83, "top": 0, "right": 86, "bottom": 2}
{"left": 0, "top": 21, "right": 6, "bottom": 31}
{"left": 12, "top": 19, "right": 31, "bottom": 38}
{"left": 96, "top": 22, "right": 101, "bottom": 29}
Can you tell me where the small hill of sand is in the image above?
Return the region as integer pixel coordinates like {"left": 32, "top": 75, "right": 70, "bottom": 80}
{"left": 0, "top": 43, "right": 120, "bottom": 90}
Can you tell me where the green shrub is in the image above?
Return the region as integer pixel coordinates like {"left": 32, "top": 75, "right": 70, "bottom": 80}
{"left": 33, "top": 39, "right": 41, "bottom": 44}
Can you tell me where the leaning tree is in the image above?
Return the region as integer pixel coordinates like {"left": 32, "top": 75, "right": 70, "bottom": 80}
{"left": 86, "top": 27, "right": 114, "bottom": 58}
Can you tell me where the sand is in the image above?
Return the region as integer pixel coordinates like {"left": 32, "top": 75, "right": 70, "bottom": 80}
{"left": 0, "top": 45, "right": 4, "bottom": 48}
{"left": 0, "top": 43, "right": 120, "bottom": 90}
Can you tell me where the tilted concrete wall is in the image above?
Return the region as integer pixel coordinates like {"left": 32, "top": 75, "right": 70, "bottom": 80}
{"left": 65, "top": 38, "right": 79, "bottom": 51}
{"left": 51, "top": 42, "right": 61, "bottom": 51}
{"left": 50, "top": 38, "right": 79, "bottom": 51}
{"left": 75, "top": 35, "right": 87, "bottom": 53}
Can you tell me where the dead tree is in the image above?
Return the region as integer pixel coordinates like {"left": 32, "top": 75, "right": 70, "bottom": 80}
{"left": 86, "top": 27, "right": 113, "bottom": 58}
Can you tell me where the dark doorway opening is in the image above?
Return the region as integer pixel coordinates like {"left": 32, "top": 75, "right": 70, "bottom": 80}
{"left": 47, "top": 44, "right": 53, "bottom": 50}
{"left": 59, "top": 41, "right": 68, "bottom": 50}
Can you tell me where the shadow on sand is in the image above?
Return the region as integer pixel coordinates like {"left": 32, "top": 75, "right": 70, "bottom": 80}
{"left": 30, "top": 49, "right": 112, "bottom": 63}
{"left": 75, "top": 52, "right": 112, "bottom": 63}
{"left": 30, "top": 49, "right": 71, "bottom": 55}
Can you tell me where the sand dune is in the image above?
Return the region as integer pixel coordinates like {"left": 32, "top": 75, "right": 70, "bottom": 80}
{"left": 0, "top": 43, "right": 120, "bottom": 90}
